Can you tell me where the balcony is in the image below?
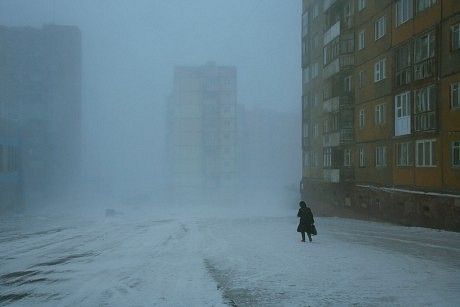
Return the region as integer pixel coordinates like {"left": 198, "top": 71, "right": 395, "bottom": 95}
{"left": 395, "top": 67, "right": 411, "bottom": 87}
{"left": 414, "top": 58, "right": 435, "bottom": 81}
{"left": 323, "top": 96, "right": 353, "bottom": 113}
{"left": 323, "top": 0, "right": 338, "bottom": 12}
{"left": 324, "top": 21, "right": 340, "bottom": 46}
{"left": 322, "top": 167, "right": 354, "bottom": 183}
{"left": 340, "top": 128, "right": 353, "bottom": 143}
{"left": 323, "top": 54, "right": 354, "bottom": 79}
{"left": 323, "top": 128, "right": 353, "bottom": 147}
{"left": 323, "top": 169, "right": 340, "bottom": 183}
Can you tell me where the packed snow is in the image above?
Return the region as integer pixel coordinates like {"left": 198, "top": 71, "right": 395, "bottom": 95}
{"left": 1, "top": 202, "right": 459, "bottom": 306}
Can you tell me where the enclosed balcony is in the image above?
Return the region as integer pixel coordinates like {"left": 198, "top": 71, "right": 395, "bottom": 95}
{"left": 322, "top": 96, "right": 353, "bottom": 113}
{"left": 323, "top": 54, "right": 354, "bottom": 79}
{"left": 322, "top": 167, "right": 354, "bottom": 183}
{"left": 414, "top": 58, "right": 435, "bottom": 81}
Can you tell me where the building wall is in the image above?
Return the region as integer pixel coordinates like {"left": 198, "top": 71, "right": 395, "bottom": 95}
{"left": 301, "top": 0, "right": 460, "bottom": 230}
{"left": 167, "top": 63, "right": 237, "bottom": 203}
{"left": 0, "top": 25, "right": 82, "bottom": 209}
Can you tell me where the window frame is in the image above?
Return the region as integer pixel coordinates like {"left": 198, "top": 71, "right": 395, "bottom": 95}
{"left": 414, "top": 85, "right": 436, "bottom": 131}
{"left": 358, "top": 0, "right": 367, "bottom": 11}
{"left": 374, "top": 16, "right": 386, "bottom": 41}
{"left": 358, "top": 30, "right": 365, "bottom": 50}
{"left": 415, "top": 139, "right": 437, "bottom": 167}
{"left": 452, "top": 24, "right": 460, "bottom": 51}
{"left": 374, "top": 58, "right": 386, "bottom": 82}
{"left": 451, "top": 82, "right": 460, "bottom": 109}
{"left": 396, "top": 0, "right": 413, "bottom": 27}
{"left": 414, "top": 31, "right": 435, "bottom": 63}
{"left": 323, "top": 147, "right": 332, "bottom": 168}
{"left": 396, "top": 142, "right": 412, "bottom": 166}
{"left": 374, "top": 103, "right": 386, "bottom": 125}
{"left": 416, "top": 0, "right": 436, "bottom": 14}
{"left": 344, "top": 149, "right": 352, "bottom": 167}
{"left": 452, "top": 141, "right": 460, "bottom": 167}
{"left": 359, "top": 109, "right": 365, "bottom": 128}
{"left": 359, "top": 147, "right": 366, "bottom": 167}
{"left": 375, "top": 146, "right": 387, "bottom": 168}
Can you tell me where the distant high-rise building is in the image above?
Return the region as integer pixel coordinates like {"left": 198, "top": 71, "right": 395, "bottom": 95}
{"left": 301, "top": 0, "right": 460, "bottom": 230}
{"left": 167, "top": 62, "right": 237, "bottom": 203}
{"left": 0, "top": 24, "right": 82, "bottom": 209}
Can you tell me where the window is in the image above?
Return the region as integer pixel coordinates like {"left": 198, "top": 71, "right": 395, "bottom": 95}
{"left": 311, "top": 151, "right": 318, "bottom": 167}
{"left": 451, "top": 82, "right": 460, "bottom": 109}
{"left": 396, "top": 142, "right": 412, "bottom": 166}
{"left": 313, "top": 123, "right": 319, "bottom": 137}
{"left": 358, "top": 30, "right": 365, "bottom": 50}
{"left": 302, "top": 11, "right": 309, "bottom": 36}
{"left": 303, "top": 67, "right": 310, "bottom": 84}
{"left": 358, "top": 70, "right": 365, "bottom": 88}
{"left": 302, "top": 95, "right": 308, "bottom": 112}
{"left": 452, "top": 141, "right": 460, "bottom": 167}
{"left": 359, "top": 109, "right": 365, "bottom": 128}
{"left": 414, "top": 85, "right": 436, "bottom": 131}
{"left": 375, "top": 103, "right": 386, "bottom": 125}
{"left": 416, "top": 0, "right": 436, "bottom": 13}
{"left": 374, "top": 16, "right": 386, "bottom": 40}
{"left": 358, "top": 0, "right": 366, "bottom": 11}
{"left": 344, "top": 149, "right": 352, "bottom": 167}
{"left": 396, "top": 0, "right": 413, "bottom": 26}
{"left": 303, "top": 122, "right": 309, "bottom": 138}
{"left": 414, "top": 32, "right": 435, "bottom": 63}
{"left": 374, "top": 58, "right": 386, "bottom": 82}
{"left": 416, "top": 139, "right": 436, "bottom": 167}
{"left": 313, "top": 93, "right": 319, "bottom": 106}
{"left": 375, "top": 146, "right": 387, "bottom": 167}
{"left": 359, "top": 147, "right": 366, "bottom": 167}
{"left": 395, "top": 91, "right": 411, "bottom": 136}
{"left": 324, "top": 119, "right": 329, "bottom": 134}
{"left": 311, "top": 63, "right": 319, "bottom": 79}
{"left": 395, "top": 43, "right": 412, "bottom": 86}
{"left": 344, "top": 76, "right": 352, "bottom": 92}
{"left": 323, "top": 147, "right": 332, "bottom": 168}
{"left": 452, "top": 24, "right": 460, "bottom": 51}
{"left": 312, "top": 4, "right": 319, "bottom": 19}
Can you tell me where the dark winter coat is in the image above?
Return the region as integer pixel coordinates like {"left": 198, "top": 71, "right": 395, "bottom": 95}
{"left": 297, "top": 207, "right": 314, "bottom": 233}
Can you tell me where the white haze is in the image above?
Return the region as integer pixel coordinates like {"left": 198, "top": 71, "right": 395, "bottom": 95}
{"left": 0, "top": 0, "right": 301, "bottom": 214}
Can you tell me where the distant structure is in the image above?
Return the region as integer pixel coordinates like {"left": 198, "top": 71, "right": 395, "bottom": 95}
{"left": 0, "top": 24, "right": 82, "bottom": 211}
{"left": 301, "top": 0, "right": 460, "bottom": 230}
{"left": 238, "top": 105, "right": 300, "bottom": 202}
{"left": 167, "top": 63, "right": 237, "bottom": 203}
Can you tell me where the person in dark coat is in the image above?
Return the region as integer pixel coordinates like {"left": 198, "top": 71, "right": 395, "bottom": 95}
{"left": 297, "top": 201, "right": 314, "bottom": 242}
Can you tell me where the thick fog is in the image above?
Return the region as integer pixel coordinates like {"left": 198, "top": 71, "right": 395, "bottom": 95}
{"left": 0, "top": 0, "right": 301, "bottom": 213}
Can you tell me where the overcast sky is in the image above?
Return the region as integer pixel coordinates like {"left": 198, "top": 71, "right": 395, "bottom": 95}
{"left": 0, "top": 0, "right": 301, "bottom": 192}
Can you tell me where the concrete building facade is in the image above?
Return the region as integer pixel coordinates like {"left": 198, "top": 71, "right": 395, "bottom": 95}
{"left": 0, "top": 24, "right": 82, "bottom": 211}
{"left": 301, "top": 0, "right": 460, "bottom": 230}
{"left": 167, "top": 63, "right": 237, "bottom": 203}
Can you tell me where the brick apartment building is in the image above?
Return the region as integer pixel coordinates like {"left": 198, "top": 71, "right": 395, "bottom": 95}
{"left": 301, "top": 0, "right": 460, "bottom": 230}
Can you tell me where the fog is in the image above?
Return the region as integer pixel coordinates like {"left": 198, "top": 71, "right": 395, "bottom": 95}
{"left": 0, "top": 0, "right": 301, "bottom": 214}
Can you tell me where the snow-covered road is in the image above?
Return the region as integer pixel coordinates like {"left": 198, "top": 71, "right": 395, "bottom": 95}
{"left": 1, "top": 205, "right": 459, "bottom": 306}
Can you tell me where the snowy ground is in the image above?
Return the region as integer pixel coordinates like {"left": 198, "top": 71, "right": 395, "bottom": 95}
{"left": 1, "top": 203, "right": 460, "bottom": 306}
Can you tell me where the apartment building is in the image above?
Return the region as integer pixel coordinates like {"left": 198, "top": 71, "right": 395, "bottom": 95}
{"left": 0, "top": 24, "right": 82, "bottom": 209}
{"left": 301, "top": 0, "right": 460, "bottom": 230}
{"left": 167, "top": 63, "right": 237, "bottom": 203}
